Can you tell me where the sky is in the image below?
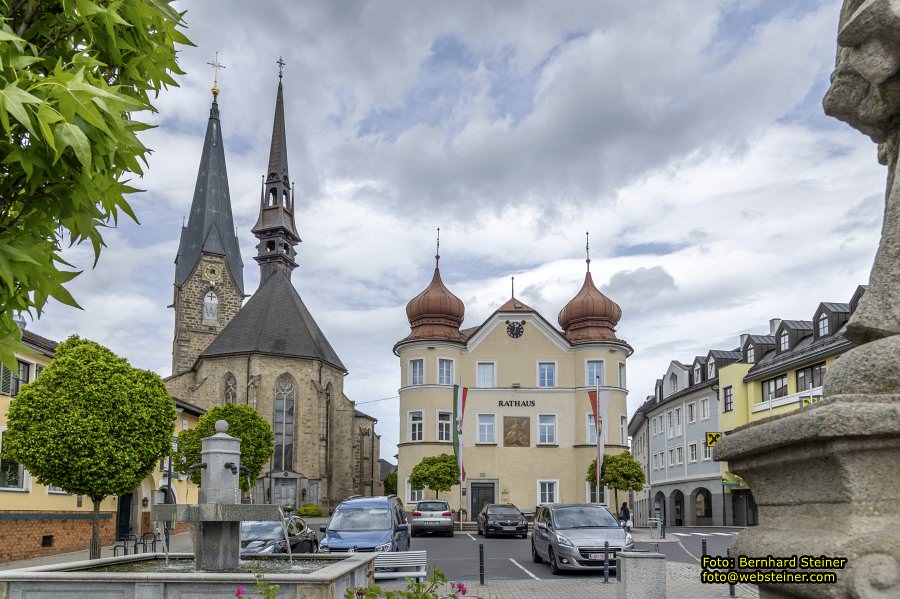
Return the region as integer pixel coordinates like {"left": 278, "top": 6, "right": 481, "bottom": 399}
{"left": 30, "top": 0, "right": 884, "bottom": 463}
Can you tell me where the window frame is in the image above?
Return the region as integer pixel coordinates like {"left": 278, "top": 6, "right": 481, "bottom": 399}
{"left": 408, "top": 410, "right": 424, "bottom": 442}
{"left": 779, "top": 331, "right": 790, "bottom": 352}
{"left": 676, "top": 446, "right": 683, "bottom": 465}
{"left": 619, "top": 415, "right": 627, "bottom": 446}
{"left": 406, "top": 482, "right": 424, "bottom": 503}
{"left": 537, "top": 414, "right": 558, "bottom": 445}
{"left": 436, "top": 410, "right": 452, "bottom": 442}
{"left": 618, "top": 362, "right": 626, "bottom": 389}
{"left": 689, "top": 443, "right": 698, "bottom": 463}
{"left": 668, "top": 449, "right": 675, "bottom": 467}
{"left": 476, "top": 361, "right": 496, "bottom": 388}
{"left": 666, "top": 410, "right": 673, "bottom": 439}
{"left": 817, "top": 313, "right": 829, "bottom": 337}
{"left": 537, "top": 361, "right": 557, "bottom": 388}
{"left": 707, "top": 358, "right": 716, "bottom": 379}
{"left": 409, "top": 358, "right": 425, "bottom": 386}
{"left": 761, "top": 375, "right": 788, "bottom": 402}
{"left": 700, "top": 398, "right": 710, "bottom": 420}
{"left": 797, "top": 362, "right": 827, "bottom": 391}
{"left": 703, "top": 444, "right": 713, "bottom": 460}
{"left": 746, "top": 345, "right": 755, "bottom": 363}
{"left": 723, "top": 386, "right": 734, "bottom": 412}
{"left": 537, "top": 479, "right": 559, "bottom": 505}
{"left": 437, "top": 358, "right": 455, "bottom": 386}
{"left": 586, "top": 413, "right": 597, "bottom": 445}
{"left": 585, "top": 359, "right": 605, "bottom": 387}
{"left": 0, "top": 426, "right": 27, "bottom": 491}
{"left": 687, "top": 402, "right": 696, "bottom": 423}
{"left": 693, "top": 365, "right": 701, "bottom": 384}
{"left": 673, "top": 406, "right": 682, "bottom": 437}
{"left": 477, "top": 413, "right": 496, "bottom": 445}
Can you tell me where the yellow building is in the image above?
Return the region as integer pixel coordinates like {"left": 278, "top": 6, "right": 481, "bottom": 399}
{"left": 395, "top": 252, "right": 631, "bottom": 519}
{"left": 716, "top": 286, "right": 864, "bottom": 525}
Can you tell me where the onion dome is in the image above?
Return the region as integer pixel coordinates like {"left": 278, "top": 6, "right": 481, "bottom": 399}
{"left": 558, "top": 236, "right": 622, "bottom": 343}
{"left": 403, "top": 232, "right": 466, "bottom": 343}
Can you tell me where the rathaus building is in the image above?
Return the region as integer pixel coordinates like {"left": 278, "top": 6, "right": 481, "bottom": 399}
{"left": 165, "top": 73, "right": 379, "bottom": 511}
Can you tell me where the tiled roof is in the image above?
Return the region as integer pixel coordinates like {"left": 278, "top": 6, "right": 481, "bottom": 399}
{"left": 22, "top": 329, "right": 58, "bottom": 355}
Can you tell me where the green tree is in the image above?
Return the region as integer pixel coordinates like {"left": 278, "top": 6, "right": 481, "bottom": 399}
{"left": 0, "top": 0, "right": 190, "bottom": 367}
{"left": 174, "top": 404, "right": 274, "bottom": 493}
{"left": 586, "top": 452, "right": 646, "bottom": 511}
{"left": 409, "top": 454, "right": 458, "bottom": 499}
{"left": 383, "top": 470, "right": 397, "bottom": 495}
{"left": 2, "top": 335, "right": 175, "bottom": 559}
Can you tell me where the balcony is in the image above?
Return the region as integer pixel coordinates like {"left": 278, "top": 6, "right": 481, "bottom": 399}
{"left": 753, "top": 386, "right": 822, "bottom": 414}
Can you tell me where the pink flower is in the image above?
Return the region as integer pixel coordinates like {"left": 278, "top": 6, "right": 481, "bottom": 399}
{"left": 234, "top": 586, "right": 245, "bottom": 597}
{"left": 452, "top": 581, "right": 467, "bottom": 595}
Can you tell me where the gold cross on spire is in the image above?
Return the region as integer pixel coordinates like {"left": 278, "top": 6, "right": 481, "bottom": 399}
{"left": 207, "top": 52, "right": 226, "bottom": 97}
{"left": 277, "top": 56, "right": 286, "bottom": 80}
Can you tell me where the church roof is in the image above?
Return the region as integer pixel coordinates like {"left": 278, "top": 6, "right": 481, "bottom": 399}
{"left": 200, "top": 268, "right": 345, "bottom": 371}
{"left": 175, "top": 97, "right": 244, "bottom": 294}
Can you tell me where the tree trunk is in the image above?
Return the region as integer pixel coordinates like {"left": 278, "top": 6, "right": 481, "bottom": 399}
{"left": 90, "top": 498, "right": 102, "bottom": 559}
{"left": 613, "top": 489, "right": 619, "bottom": 516}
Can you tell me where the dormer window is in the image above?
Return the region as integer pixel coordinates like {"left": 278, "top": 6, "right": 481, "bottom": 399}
{"left": 747, "top": 346, "right": 755, "bottom": 363}
{"left": 818, "top": 313, "right": 829, "bottom": 337}
{"left": 707, "top": 358, "right": 716, "bottom": 379}
{"left": 779, "top": 331, "right": 789, "bottom": 352}
{"left": 693, "top": 365, "right": 701, "bottom": 383}
{"left": 669, "top": 372, "right": 678, "bottom": 393}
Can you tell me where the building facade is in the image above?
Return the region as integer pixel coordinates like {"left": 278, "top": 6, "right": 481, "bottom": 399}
{"left": 626, "top": 401, "right": 651, "bottom": 528}
{"left": 165, "top": 77, "right": 378, "bottom": 513}
{"left": 395, "top": 252, "right": 631, "bottom": 518}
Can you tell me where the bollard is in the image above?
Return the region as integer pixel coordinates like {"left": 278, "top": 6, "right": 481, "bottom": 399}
{"left": 479, "top": 542, "right": 484, "bottom": 585}
{"left": 603, "top": 540, "right": 610, "bottom": 583}
{"left": 701, "top": 538, "right": 707, "bottom": 557}
{"left": 727, "top": 547, "right": 736, "bottom": 597}
{"left": 660, "top": 519, "right": 666, "bottom": 539}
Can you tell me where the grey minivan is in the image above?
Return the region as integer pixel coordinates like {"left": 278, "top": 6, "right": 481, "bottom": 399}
{"left": 531, "top": 504, "right": 634, "bottom": 575}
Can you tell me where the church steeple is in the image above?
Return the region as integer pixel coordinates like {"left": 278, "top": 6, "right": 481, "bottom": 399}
{"left": 253, "top": 60, "right": 300, "bottom": 284}
{"left": 175, "top": 91, "right": 244, "bottom": 294}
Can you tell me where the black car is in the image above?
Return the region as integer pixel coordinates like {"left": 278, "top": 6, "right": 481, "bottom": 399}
{"left": 240, "top": 516, "right": 318, "bottom": 555}
{"left": 477, "top": 503, "right": 528, "bottom": 538}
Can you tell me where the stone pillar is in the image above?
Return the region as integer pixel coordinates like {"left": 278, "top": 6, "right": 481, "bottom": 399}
{"left": 194, "top": 420, "right": 243, "bottom": 571}
{"left": 716, "top": 3, "right": 900, "bottom": 598}
{"left": 616, "top": 551, "right": 665, "bottom": 599}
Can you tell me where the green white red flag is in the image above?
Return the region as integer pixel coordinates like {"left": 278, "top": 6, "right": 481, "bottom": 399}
{"left": 588, "top": 389, "right": 610, "bottom": 490}
{"left": 452, "top": 385, "right": 468, "bottom": 482}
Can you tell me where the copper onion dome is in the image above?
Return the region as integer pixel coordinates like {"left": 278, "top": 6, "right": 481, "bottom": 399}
{"left": 404, "top": 232, "right": 466, "bottom": 342}
{"left": 558, "top": 236, "right": 622, "bottom": 343}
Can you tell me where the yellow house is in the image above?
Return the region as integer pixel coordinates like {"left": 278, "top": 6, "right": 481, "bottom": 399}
{"left": 716, "top": 286, "right": 863, "bottom": 525}
{"left": 395, "top": 253, "right": 631, "bottom": 518}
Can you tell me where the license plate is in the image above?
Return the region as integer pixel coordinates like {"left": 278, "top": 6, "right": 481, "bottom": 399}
{"left": 425, "top": 520, "right": 439, "bottom": 525}
{"left": 588, "top": 553, "right": 607, "bottom": 560}
{"left": 502, "top": 526, "right": 515, "bottom": 531}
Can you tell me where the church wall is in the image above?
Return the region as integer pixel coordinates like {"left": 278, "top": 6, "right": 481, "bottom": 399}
{"left": 171, "top": 254, "right": 243, "bottom": 375}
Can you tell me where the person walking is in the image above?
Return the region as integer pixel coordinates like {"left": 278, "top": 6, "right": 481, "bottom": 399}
{"left": 620, "top": 502, "right": 631, "bottom": 531}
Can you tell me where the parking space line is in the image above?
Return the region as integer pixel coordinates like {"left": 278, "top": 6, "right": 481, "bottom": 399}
{"left": 671, "top": 533, "right": 691, "bottom": 537}
{"left": 711, "top": 532, "right": 734, "bottom": 536}
{"left": 508, "top": 558, "right": 540, "bottom": 580}
{"left": 466, "top": 534, "right": 476, "bottom": 541}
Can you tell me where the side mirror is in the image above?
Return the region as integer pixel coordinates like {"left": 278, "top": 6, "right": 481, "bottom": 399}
{"left": 536, "top": 522, "right": 547, "bottom": 531}
{"left": 397, "top": 523, "right": 409, "bottom": 531}
{"left": 319, "top": 524, "right": 327, "bottom": 533}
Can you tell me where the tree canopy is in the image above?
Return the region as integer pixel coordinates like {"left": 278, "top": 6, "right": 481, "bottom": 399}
{"left": 409, "top": 453, "right": 458, "bottom": 497}
{"left": 2, "top": 335, "right": 175, "bottom": 558}
{"left": 174, "top": 404, "right": 274, "bottom": 493}
{"left": 0, "top": 0, "right": 190, "bottom": 367}
{"left": 383, "top": 470, "right": 397, "bottom": 496}
{"left": 586, "top": 452, "right": 646, "bottom": 491}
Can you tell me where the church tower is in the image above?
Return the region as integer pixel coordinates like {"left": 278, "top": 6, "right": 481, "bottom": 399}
{"left": 171, "top": 85, "right": 244, "bottom": 375}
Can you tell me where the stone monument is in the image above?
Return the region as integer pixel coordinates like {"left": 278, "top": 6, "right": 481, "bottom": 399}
{"left": 716, "top": 2, "right": 900, "bottom": 598}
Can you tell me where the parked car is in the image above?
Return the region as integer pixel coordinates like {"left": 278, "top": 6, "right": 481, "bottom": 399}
{"left": 410, "top": 500, "right": 454, "bottom": 537}
{"left": 319, "top": 496, "right": 410, "bottom": 553}
{"left": 240, "top": 516, "right": 318, "bottom": 555}
{"left": 531, "top": 503, "right": 634, "bottom": 575}
{"left": 477, "top": 503, "right": 528, "bottom": 538}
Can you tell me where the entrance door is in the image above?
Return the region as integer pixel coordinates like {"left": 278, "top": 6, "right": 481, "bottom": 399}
{"left": 116, "top": 493, "right": 133, "bottom": 540}
{"left": 470, "top": 483, "right": 495, "bottom": 520}
{"left": 273, "top": 478, "right": 297, "bottom": 508}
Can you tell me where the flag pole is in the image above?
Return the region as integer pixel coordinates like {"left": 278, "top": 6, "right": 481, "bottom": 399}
{"left": 595, "top": 374, "right": 600, "bottom": 504}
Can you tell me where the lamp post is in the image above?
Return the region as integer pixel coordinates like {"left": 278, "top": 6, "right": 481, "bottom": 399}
{"left": 165, "top": 435, "right": 176, "bottom": 549}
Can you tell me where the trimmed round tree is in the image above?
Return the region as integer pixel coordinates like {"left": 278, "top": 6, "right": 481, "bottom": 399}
{"left": 174, "top": 404, "right": 274, "bottom": 493}
{"left": 586, "top": 451, "right": 646, "bottom": 510}
{"left": 409, "top": 453, "right": 459, "bottom": 500}
{"left": 2, "top": 336, "right": 176, "bottom": 559}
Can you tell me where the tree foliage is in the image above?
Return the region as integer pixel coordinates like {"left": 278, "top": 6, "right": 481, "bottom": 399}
{"left": 174, "top": 404, "right": 274, "bottom": 493}
{"left": 409, "top": 453, "right": 458, "bottom": 496}
{"left": 2, "top": 335, "right": 175, "bottom": 557}
{"left": 586, "top": 452, "right": 646, "bottom": 491}
{"left": 0, "top": 0, "right": 191, "bottom": 367}
{"left": 383, "top": 470, "right": 397, "bottom": 496}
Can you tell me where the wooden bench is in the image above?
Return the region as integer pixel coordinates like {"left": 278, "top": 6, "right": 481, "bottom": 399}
{"left": 373, "top": 550, "right": 428, "bottom": 582}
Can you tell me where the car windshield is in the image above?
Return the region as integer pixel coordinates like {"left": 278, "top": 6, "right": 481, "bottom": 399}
{"left": 551, "top": 506, "right": 620, "bottom": 529}
{"left": 416, "top": 502, "right": 447, "bottom": 512}
{"left": 488, "top": 506, "right": 520, "bottom": 515}
{"left": 240, "top": 521, "right": 284, "bottom": 540}
{"left": 329, "top": 508, "right": 392, "bottom": 531}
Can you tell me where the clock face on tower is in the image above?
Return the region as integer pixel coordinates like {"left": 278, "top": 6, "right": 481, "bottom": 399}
{"left": 506, "top": 320, "right": 525, "bottom": 338}
{"left": 203, "top": 264, "right": 222, "bottom": 282}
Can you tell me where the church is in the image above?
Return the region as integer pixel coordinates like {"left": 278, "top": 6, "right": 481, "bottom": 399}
{"left": 164, "top": 70, "right": 379, "bottom": 511}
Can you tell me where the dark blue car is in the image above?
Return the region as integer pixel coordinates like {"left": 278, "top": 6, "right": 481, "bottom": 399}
{"left": 319, "top": 496, "right": 410, "bottom": 553}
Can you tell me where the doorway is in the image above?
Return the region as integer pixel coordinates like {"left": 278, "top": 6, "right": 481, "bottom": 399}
{"left": 670, "top": 490, "right": 684, "bottom": 527}
{"left": 116, "top": 493, "right": 133, "bottom": 540}
{"left": 470, "top": 482, "right": 495, "bottom": 521}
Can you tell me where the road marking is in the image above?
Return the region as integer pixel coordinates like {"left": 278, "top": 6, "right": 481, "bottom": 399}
{"left": 711, "top": 532, "right": 734, "bottom": 536}
{"left": 466, "top": 534, "right": 476, "bottom": 541}
{"left": 509, "top": 558, "right": 540, "bottom": 580}
{"left": 692, "top": 533, "right": 711, "bottom": 537}
{"left": 671, "top": 533, "right": 692, "bottom": 537}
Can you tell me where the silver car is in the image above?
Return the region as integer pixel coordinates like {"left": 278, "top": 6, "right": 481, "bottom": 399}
{"left": 409, "top": 500, "right": 454, "bottom": 537}
{"left": 531, "top": 504, "right": 634, "bottom": 574}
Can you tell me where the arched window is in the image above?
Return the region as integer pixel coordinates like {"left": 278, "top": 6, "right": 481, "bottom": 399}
{"left": 693, "top": 365, "right": 701, "bottom": 384}
{"left": 669, "top": 373, "right": 678, "bottom": 393}
{"left": 818, "top": 313, "right": 829, "bottom": 337}
{"left": 273, "top": 375, "right": 295, "bottom": 472}
{"left": 224, "top": 373, "right": 237, "bottom": 404}
{"left": 203, "top": 291, "right": 218, "bottom": 321}
{"left": 707, "top": 358, "right": 716, "bottom": 379}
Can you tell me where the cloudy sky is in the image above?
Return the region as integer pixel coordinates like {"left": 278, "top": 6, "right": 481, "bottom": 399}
{"left": 33, "top": 0, "right": 883, "bottom": 461}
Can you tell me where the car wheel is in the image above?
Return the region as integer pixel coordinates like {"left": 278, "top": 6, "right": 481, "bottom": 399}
{"left": 548, "top": 547, "right": 562, "bottom": 575}
{"left": 520, "top": 533, "right": 527, "bottom": 539}
{"left": 448, "top": 530, "right": 454, "bottom": 538}
{"left": 531, "top": 540, "right": 543, "bottom": 564}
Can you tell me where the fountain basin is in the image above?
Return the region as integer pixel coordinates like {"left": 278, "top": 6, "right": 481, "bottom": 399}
{"left": 0, "top": 551, "right": 376, "bottom": 599}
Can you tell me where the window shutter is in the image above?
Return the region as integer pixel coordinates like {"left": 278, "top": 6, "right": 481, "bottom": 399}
{"left": 0, "top": 364, "right": 10, "bottom": 395}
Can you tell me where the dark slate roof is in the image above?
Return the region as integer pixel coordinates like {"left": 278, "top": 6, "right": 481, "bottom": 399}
{"left": 175, "top": 98, "right": 244, "bottom": 294}
{"left": 747, "top": 335, "right": 775, "bottom": 345}
{"left": 709, "top": 350, "right": 742, "bottom": 360}
{"left": 821, "top": 302, "right": 850, "bottom": 313}
{"left": 745, "top": 332, "right": 854, "bottom": 381}
{"left": 200, "top": 269, "right": 345, "bottom": 371}
{"left": 22, "top": 329, "right": 58, "bottom": 355}
{"left": 782, "top": 320, "right": 813, "bottom": 330}
{"left": 174, "top": 397, "right": 206, "bottom": 416}
{"left": 692, "top": 356, "right": 707, "bottom": 365}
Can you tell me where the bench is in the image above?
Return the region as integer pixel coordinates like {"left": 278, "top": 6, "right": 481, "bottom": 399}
{"left": 373, "top": 550, "right": 428, "bottom": 583}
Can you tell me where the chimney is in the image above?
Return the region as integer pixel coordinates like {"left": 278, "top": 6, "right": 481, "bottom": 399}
{"left": 740, "top": 333, "right": 749, "bottom": 347}
{"left": 769, "top": 318, "right": 782, "bottom": 336}
{"left": 13, "top": 313, "right": 26, "bottom": 330}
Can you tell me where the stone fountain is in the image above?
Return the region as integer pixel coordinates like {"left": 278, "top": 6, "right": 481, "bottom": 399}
{"left": 0, "top": 420, "right": 376, "bottom": 598}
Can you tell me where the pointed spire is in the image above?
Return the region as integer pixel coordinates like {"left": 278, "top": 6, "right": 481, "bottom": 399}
{"left": 511, "top": 276, "right": 515, "bottom": 298}
{"left": 585, "top": 231, "right": 591, "bottom": 272}
{"left": 175, "top": 89, "right": 244, "bottom": 294}
{"left": 253, "top": 64, "right": 300, "bottom": 284}
{"left": 207, "top": 52, "right": 225, "bottom": 99}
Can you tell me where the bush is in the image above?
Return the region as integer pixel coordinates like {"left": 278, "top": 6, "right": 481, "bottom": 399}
{"left": 297, "top": 504, "right": 322, "bottom": 517}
